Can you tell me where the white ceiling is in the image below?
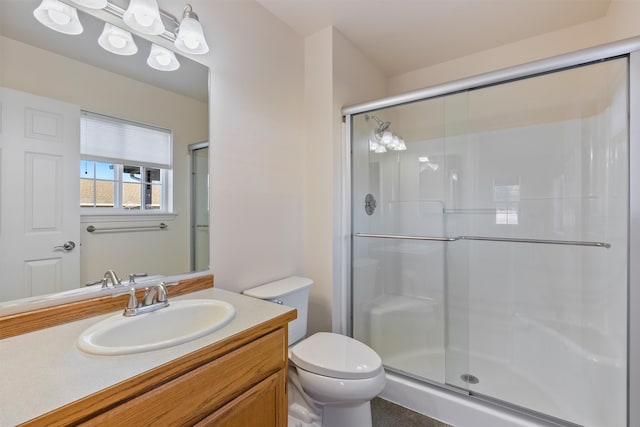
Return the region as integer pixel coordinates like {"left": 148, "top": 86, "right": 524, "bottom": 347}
{"left": 256, "top": 0, "right": 612, "bottom": 76}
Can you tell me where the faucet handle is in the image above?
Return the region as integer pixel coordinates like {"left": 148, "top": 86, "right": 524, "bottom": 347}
{"left": 128, "top": 273, "right": 148, "bottom": 284}
{"left": 84, "top": 279, "right": 103, "bottom": 287}
{"left": 126, "top": 288, "right": 138, "bottom": 309}
{"left": 156, "top": 282, "right": 168, "bottom": 303}
{"left": 141, "top": 287, "right": 157, "bottom": 306}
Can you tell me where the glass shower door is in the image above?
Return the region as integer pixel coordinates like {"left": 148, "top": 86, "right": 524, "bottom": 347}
{"left": 190, "top": 143, "right": 209, "bottom": 271}
{"left": 351, "top": 56, "right": 628, "bottom": 427}
{"left": 444, "top": 58, "right": 629, "bottom": 427}
{"left": 351, "top": 97, "right": 461, "bottom": 386}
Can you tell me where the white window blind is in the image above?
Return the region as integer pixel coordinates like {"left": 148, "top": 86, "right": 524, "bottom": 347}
{"left": 81, "top": 111, "right": 172, "bottom": 169}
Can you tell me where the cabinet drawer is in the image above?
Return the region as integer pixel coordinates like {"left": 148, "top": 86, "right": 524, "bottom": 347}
{"left": 81, "top": 329, "right": 285, "bottom": 426}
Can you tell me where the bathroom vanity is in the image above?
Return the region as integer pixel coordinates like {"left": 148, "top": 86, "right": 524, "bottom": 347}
{"left": 0, "top": 276, "right": 296, "bottom": 426}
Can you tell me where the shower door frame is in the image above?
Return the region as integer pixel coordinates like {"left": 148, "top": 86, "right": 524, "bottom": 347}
{"left": 341, "top": 37, "right": 640, "bottom": 427}
{"left": 188, "top": 141, "right": 210, "bottom": 272}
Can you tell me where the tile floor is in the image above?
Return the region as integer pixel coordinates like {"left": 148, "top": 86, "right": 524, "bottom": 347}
{"left": 371, "top": 398, "right": 452, "bottom": 427}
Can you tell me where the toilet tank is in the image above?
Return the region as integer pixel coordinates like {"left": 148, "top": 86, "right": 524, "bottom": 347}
{"left": 243, "top": 276, "right": 313, "bottom": 346}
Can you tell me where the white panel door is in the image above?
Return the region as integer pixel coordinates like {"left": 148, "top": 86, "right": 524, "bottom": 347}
{"left": 0, "top": 87, "right": 80, "bottom": 301}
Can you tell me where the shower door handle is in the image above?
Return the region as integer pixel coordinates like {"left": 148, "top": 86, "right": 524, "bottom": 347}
{"left": 354, "top": 233, "right": 610, "bottom": 248}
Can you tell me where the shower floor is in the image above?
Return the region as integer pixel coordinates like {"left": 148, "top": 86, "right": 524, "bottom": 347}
{"left": 383, "top": 349, "right": 570, "bottom": 424}
{"left": 384, "top": 348, "right": 445, "bottom": 383}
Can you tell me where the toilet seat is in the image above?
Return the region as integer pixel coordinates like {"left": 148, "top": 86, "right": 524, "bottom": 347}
{"left": 295, "top": 365, "right": 387, "bottom": 405}
{"left": 290, "top": 332, "right": 383, "bottom": 380}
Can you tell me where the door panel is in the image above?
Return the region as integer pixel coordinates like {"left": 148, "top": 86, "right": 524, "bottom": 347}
{"left": 0, "top": 87, "right": 80, "bottom": 301}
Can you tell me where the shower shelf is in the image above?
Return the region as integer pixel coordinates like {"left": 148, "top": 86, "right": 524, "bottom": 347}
{"left": 354, "top": 233, "right": 611, "bottom": 248}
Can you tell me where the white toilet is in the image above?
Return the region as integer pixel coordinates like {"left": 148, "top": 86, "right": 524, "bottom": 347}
{"left": 243, "top": 276, "right": 386, "bottom": 427}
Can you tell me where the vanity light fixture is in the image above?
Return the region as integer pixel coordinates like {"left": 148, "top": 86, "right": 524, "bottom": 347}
{"left": 122, "top": 0, "right": 165, "bottom": 36}
{"left": 147, "top": 43, "right": 180, "bottom": 71}
{"left": 69, "top": 0, "right": 108, "bottom": 9}
{"left": 174, "top": 4, "right": 209, "bottom": 54}
{"left": 98, "top": 23, "right": 138, "bottom": 55}
{"left": 33, "top": 1, "right": 210, "bottom": 71}
{"left": 33, "top": 0, "right": 84, "bottom": 35}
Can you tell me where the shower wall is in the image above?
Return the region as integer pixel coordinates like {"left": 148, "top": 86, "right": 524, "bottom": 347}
{"left": 351, "top": 57, "right": 628, "bottom": 427}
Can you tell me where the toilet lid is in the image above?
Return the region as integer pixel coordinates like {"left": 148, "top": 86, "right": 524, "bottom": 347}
{"left": 290, "top": 332, "right": 383, "bottom": 380}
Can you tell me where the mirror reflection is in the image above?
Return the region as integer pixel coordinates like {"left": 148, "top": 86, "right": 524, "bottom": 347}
{"left": 0, "top": 0, "right": 209, "bottom": 304}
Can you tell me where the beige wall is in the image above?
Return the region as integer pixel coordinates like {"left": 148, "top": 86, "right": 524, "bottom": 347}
{"left": 1, "top": 34, "right": 208, "bottom": 283}
{"left": 180, "top": 0, "right": 306, "bottom": 292}
{"left": 389, "top": 1, "right": 640, "bottom": 95}
{"left": 303, "top": 27, "right": 387, "bottom": 334}
{"left": 304, "top": 28, "right": 334, "bottom": 333}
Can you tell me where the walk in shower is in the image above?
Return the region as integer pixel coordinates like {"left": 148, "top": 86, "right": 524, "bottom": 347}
{"left": 346, "top": 43, "right": 639, "bottom": 427}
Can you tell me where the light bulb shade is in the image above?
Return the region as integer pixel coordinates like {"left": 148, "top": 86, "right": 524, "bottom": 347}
{"left": 98, "top": 23, "right": 138, "bottom": 55}
{"left": 374, "top": 145, "right": 387, "bottom": 154}
{"left": 389, "top": 135, "right": 400, "bottom": 149}
{"left": 175, "top": 17, "right": 209, "bottom": 54}
{"left": 381, "top": 130, "right": 393, "bottom": 145}
{"left": 397, "top": 139, "right": 407, "bottom": 151}
{"left": 69, "top": 0, "right": 107, "bottom": 9}
{"left": 147, "top": 44, "right": 180, "bottom": 71}
{"left": 33, "top": 0, "right": 83, "bottom": 35}
{"left": 123, "top": 0, "right": 165, "bottom": 35}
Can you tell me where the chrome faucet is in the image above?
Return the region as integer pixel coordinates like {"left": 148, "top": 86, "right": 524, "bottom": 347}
{"left": 123, "top": 283, "right": 169, "bottom": 316}
{"left": 102, "top": 270, "right": 122, "bottom": 288}
{"left": 142, "top": 282, "right": 168, "bottom": 305}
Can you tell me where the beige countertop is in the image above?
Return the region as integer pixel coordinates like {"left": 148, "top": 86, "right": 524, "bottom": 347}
{"left": 0, "top": 287, "right": 294, "bottom": 426}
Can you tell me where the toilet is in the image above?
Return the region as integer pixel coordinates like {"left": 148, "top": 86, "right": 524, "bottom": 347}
{"left": 243, "top": 276, "right": 386, "bottom": 427}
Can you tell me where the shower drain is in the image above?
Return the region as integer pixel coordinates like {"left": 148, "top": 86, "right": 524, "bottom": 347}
{"left": 460, "top": 374, "right": 480, "bottom": 384}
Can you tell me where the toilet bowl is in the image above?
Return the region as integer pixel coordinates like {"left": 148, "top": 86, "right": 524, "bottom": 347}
{"left": 243, "top": 277, "right": 386, "bottom": 427}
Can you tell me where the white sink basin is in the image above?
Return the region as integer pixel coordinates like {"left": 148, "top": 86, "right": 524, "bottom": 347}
{"left": 76, "top": 299, "right": 235, "bottom": 356}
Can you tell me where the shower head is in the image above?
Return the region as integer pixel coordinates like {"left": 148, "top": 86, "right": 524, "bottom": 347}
{"left": 365, "top": 114, "right": 407, "bottom": 152}
{"left": 377, "top": 120, "right": 391, "bottom": 133}
{"left": 365, "top": 114, "right": 391, "bottom": 134}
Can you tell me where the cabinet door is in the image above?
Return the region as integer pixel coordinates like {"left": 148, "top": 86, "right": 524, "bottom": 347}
{"left": 196, "top": 370, "right": 286, "bottom": 427}
{"left": 80, "top": 330, "right": 285, "bottom": 426}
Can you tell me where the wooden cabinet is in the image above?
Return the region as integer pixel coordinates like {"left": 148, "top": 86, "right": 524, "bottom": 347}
{"left": 196, "top": 371, "right": 286, "bottom": 427}
{"left": 21, "top": 314, "right": 294, "bottom": 427}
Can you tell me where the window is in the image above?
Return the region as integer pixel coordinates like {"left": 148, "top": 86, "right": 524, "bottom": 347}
{"left": 80, "top": 112, "right": 172, "bottom": 213}
{"left": 493, "top": 179, "right": 520, "bottom": 225}
{"left": 80, "top": 161, "right": 165, "bottom": 210}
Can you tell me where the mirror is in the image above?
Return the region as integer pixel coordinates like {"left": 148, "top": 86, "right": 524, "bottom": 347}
{"left": 0, "top": 0, "right": 209, "bottom": 308}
